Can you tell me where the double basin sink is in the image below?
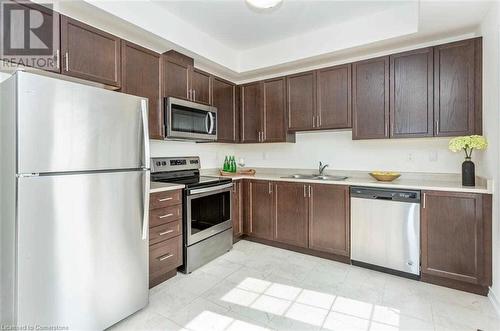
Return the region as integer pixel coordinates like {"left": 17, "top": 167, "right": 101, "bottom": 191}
{"left": 280, "top": 174, "right": 348, "bottom": 181}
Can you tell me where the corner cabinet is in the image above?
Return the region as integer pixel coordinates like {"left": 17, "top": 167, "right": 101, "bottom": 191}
{"left": 352, "top": 56, "right": 390, "bottom": 139}
{"left": 240, "top": 80, "right": 294, "bottom": 143}
{"left": 421, "top": 191, "right": 492, "bottom": 295}
{"left": 121, "top": 41, "right": 162, "bottom": 139}
{"left": 60, "top": 16, "right": 121, "bottom": 87}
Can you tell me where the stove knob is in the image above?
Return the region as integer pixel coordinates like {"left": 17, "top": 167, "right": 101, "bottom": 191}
{"left": 162, "top": 161, "right": 167, "bottom": 166}
{"left": 156, "top": 161, "right": 161, "bottom": 166}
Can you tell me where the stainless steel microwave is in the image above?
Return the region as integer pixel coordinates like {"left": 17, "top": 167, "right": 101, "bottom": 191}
{"left": 164, "top": 97, "right": 217, "bottom": 141}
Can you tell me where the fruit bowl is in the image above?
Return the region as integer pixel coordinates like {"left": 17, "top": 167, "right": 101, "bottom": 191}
{"left": 369, "top": 171, "right": 401, "bottom": 182}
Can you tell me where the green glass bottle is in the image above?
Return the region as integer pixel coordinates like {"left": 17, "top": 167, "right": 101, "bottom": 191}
{"left": 231, "top": 156, "right": 237, "bottom": 173}
{"left": 223, "top": 156, "right": 229, "bottom": 172}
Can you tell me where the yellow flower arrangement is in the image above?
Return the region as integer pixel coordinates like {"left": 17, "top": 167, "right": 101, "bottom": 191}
{"left": 448, "top": 135, "right": 488, "bottom": 159}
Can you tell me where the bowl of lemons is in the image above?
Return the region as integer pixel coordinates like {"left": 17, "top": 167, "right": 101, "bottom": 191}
{"left": 369, "top": 171, "right": 401, "bottom": 182}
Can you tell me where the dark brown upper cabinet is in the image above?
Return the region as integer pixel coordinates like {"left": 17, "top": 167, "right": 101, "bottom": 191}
{"left": 0, "top": 1, "right": 61, "bottom": 73}
{"left": 287, "top": 71, "right": 316, "bottom": 131}
{"left": 316, "top": 64, "right": 352, "bottom": 129}
{"left": 421, "top": 191, "right": 491, "bottom": 294}
{"left": 352, "top": 56, "right": 390, "bottom": 139}
{"left": 240, "top": 79, "right": 294, "bottom": 143}
{"left": 263, "top": 77, "right": 291, "bottom": 142}
{"left": 161, "top": 51, "right": 192, "bottom": 101}
{"left": 308, "top": 184, "right": 350, "bottom": 257}
{"left": 121, "top": 41, "right": 162, "bottom": 139}
{"left": 390, "top": 47, "right": 434, "bottom": 138}
{"left": 161, "top": 51, "right": 212, "bottom": 105}
{"left": 191, "top": 68, "right": 212, "bottom": 105}
{"left": 434, "top": 38, "right": 482, "bottom": 137}
{"left": 213, "top": 76, "right": 238, "bottom": 143}
{"left": 60, "top": 16, "right": 121, "bottom": 87}
{"left": 240, "top": 81, "right": 262, "bottom": 143}
{"left": 274, "top": 182, "right": 309, "bottom": 248}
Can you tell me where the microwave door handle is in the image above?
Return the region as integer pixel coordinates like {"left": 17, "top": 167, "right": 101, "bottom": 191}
{"left": 205, "top": 113, "right": 210, "bottom": 134}
{"left": 208, "top": 112, "right": 215, "bottom": 134}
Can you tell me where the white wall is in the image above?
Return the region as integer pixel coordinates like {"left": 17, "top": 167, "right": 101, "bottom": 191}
{"left": 477, "top": 2, "right": 500, "bottom": 312}
{"left": 150, "top": 140, "right": 235, "bottom": 170}
{"left": 231, "top": 131, "right": 465, "bottom": 173}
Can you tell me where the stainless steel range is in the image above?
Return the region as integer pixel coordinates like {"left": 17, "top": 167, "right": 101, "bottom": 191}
{"left": 151, "top": 157, "right": 233, "bottom": 273}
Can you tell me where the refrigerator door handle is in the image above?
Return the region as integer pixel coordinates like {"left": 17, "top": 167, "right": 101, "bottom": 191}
{"left": 141, "top": 99, "right": 150, "bottom": 169}
{"left": 142, "top": 170, "right": 150, "bottom": 240}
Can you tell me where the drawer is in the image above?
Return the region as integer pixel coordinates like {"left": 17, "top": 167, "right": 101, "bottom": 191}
{"left": 149, "top": 205, "right": 182, "bottom": 228}
{"left": 149, "top": 236, "right": 182, "bottom": 278}
{"left": 150, "top": 220, "right": 182, "bottom": 245}
{"left": 150, "top": 190, "right": 182, "bottom": 209}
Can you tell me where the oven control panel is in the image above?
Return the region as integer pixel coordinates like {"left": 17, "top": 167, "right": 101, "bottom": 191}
{"left": 151, "top": 156, "right": 200, "bottom": 173}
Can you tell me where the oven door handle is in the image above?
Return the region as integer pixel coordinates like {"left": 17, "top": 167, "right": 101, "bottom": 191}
{"left": 189, "top": 183, "right": 233, "bottom": 196}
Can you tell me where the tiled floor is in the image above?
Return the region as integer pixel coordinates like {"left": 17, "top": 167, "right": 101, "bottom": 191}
{"left": 109, "top": 240, "right": 500, "bottom": 331}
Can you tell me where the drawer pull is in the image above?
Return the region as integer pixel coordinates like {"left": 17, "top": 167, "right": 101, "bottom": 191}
{"left": 158, "top": 197, "right": 173, "bottom": 202}
{"left": 159, "top": 229, "right": 174, "bottom": 236}
{"left": 159, "top": 213, "right": 174, "bottom": 219}
{"left": 158, "top": 253, "right": 174, "bottom": 262}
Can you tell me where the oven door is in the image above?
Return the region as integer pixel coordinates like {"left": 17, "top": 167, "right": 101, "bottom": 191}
{"left": 186, "top": 183, "right": 233, "bottom": 246}
{"left": 166, "top": 97, "right": 217, "bottom": 141}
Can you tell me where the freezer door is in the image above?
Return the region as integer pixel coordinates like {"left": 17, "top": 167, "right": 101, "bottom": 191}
{"left": 16, "top": 171, "right": 149, "bottom": 329}
{"left": 17, "top": 72, "right": 148, "bottom": 174}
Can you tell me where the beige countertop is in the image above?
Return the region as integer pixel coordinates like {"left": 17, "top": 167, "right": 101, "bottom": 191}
{"left": 201, "top": 168, "right": 493, "bottom": 194}
{"left": 150, "top": 181, "right": 185, "bottom": 193}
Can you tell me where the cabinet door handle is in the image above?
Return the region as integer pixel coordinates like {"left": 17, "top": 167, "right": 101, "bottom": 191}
{"left": 312, "top": 116, "right": 316, "bottom": 128}
{"left": 159, "top": 213, "right": 173, "bottom": 219}
{"left": 64, "top": 52, "right": 69, "bottom": 72}
{"left": 158, "top": 197, "right": 173, "bottom": 202}
{"left": 193, "top": 90, "right": 196, "bottom": 101}
{"left": 308, "top": 185, "right": 312, "bottom": 198}
{"left": 318, "top": 115, "right": 321, "bottom": 127}
{"left": 303, "top": 185, "right": 307, "bottom": 197}
{"left": 159, "top": 229, "right": 174, "bottom": 236}
{"left": 158, "top": 253, "right": 173, "bottom": 262}
{"left": 436, "top": 120, "right": 440, "bottom": 136}
{"left": 422, "top": 193, "right": 426, "bottom": 208}
{"left": 268, "top": 182, "right": 273, "bottom": 194}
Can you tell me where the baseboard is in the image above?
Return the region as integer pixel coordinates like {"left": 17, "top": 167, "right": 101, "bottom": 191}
{"left": 488, "top": 287, "right": 500, "bottom": 318}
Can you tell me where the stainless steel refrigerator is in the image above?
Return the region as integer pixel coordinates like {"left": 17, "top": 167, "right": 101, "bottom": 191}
{"left": 0, "top": 71, "right": 150, "bottom": 330}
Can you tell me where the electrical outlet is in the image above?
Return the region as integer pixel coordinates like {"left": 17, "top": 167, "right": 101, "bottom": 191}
{"left": 429, "top": 151, "right": 438, "bottom": 162}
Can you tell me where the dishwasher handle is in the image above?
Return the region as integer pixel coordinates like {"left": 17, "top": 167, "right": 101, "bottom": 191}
{"left": 351, "top": 187, "right": 420, "bottom": 203}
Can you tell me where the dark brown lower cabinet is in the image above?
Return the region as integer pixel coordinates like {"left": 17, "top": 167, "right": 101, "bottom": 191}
{"left": 232, "top": 180, "right": 243, "bottom": 239}
{"left": 309, "top": 184, "right": 350, "bottom": 256}
{"left": 421, "top": 190, "right": 492, "bottom": 295}
{"left": 247, "top": 180, "right": 274, "bottom": 240}
{"left": 244, "top": 180, "right": 349, "bottom": 261}
{"left": 149, "top": 190, "right": 183, "bottom": 288}
{"left": 274, "top": 182, "right": 309, "bottom": 248}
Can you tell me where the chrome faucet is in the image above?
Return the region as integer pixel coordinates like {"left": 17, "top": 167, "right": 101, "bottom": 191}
{"left": 318, "top": 162, "right": 329, "bottom": 175}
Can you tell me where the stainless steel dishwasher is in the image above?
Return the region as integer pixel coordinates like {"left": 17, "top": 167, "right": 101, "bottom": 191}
{"left": 350, "top": 187, "right": 421, "bottom": 278}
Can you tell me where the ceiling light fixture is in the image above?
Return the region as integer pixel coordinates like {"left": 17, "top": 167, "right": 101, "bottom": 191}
{"left": 245, "top": 0, "right": 283, "bottom": 10}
